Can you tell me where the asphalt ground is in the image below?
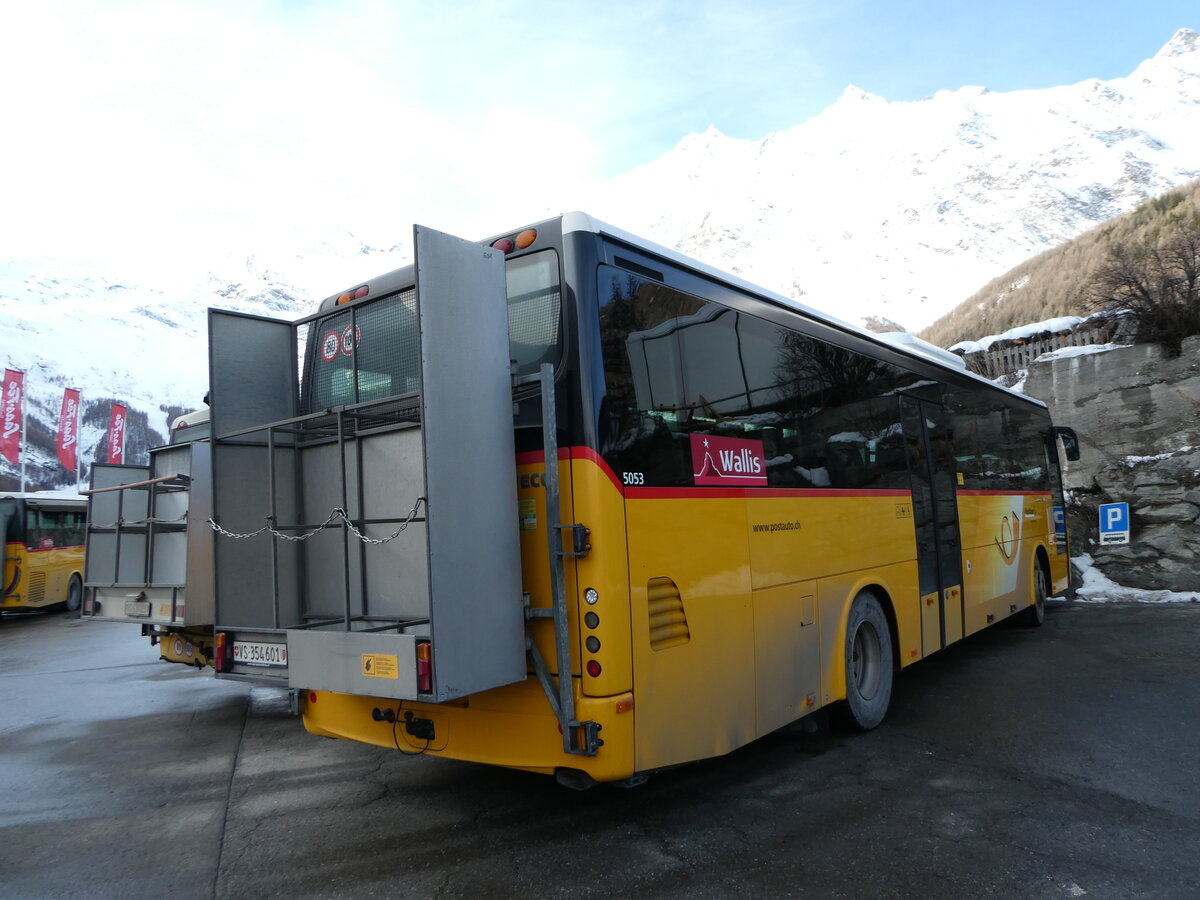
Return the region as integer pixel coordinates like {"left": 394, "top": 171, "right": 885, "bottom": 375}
{"left": 2, "top": 600, "right": 1198, "bottom": 899}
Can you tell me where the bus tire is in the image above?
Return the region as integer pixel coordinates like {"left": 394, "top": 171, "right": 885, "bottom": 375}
{"left": 1023, "top": 561, "right": 1047, "bottom": 627}
{"left": 834, "top": 591, "right": 894, "bottom": 732}
{"left": 65, "top": 575, "right": 83, "bottom": 614}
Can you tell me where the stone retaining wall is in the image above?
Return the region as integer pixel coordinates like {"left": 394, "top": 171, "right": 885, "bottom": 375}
{"left": 1023, "top": 336, "right": 1200, "bottom": 591}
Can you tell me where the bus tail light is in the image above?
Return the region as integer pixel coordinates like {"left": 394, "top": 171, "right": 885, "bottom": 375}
{"left": 416, "top": 641, "right": 432, "bottom": 693}
{"left": 490, "top": 229, "right": 537, "bottom": 255}
{"left": 214, "top": 632, "right": 229, "bottom": 672}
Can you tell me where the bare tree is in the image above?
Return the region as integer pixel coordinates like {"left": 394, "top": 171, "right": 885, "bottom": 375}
{"left": 1086, "top": 222, "right": 1200, "bottom": 354}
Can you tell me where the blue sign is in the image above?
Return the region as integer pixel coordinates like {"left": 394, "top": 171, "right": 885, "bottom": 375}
{"left": 1098, "top": 502, "right": 1130, "bottom": 545}
{"left": 1052, "top": 506, "right": 1066, "bottom": 548}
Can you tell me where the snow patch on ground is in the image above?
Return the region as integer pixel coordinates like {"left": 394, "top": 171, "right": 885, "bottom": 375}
{"left": 1071, "top": 554, "right": 1200, "bottom": 604}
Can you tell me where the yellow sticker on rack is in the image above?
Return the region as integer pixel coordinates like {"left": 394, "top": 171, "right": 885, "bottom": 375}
{"left": 361, "top": 653, "right": 399, "bottom": 679}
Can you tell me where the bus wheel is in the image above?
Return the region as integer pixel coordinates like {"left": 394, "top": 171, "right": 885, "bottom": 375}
{"left": 834, "top": 591, "right": 894, "bottom": 732}
{"left": 65, "top": 575, "right": 83, "bottom": 615}
{"left": 1023, "top": 563, "right": 1047, "bottom": 627}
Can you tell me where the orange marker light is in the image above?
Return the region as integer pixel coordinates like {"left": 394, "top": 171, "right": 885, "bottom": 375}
{"left": 515, "top": 229, "right": 537, "bottom": 249}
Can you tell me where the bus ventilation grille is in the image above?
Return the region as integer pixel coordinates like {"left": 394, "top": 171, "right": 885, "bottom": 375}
{"left": 28, "top": 572, "right": 46, "bottom": 605}
{"left": 648, "top": 577, "right": 690, "bottom": 650}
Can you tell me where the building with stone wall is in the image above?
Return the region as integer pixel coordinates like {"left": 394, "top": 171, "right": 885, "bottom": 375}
{"left": 952, "top": 313, "right": 1135, "bottom": 381}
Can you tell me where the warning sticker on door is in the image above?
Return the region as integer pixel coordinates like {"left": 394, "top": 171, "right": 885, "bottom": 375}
{"left": 361, "top": 653, "right": 400, "bottom": 679}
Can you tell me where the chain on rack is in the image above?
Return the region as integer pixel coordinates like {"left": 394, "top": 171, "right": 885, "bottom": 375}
{"left": 205, "top": 497, "right": 426, "bottom": 546}
{"left": 89, "top": 512, "right": 190, "bottom": 529}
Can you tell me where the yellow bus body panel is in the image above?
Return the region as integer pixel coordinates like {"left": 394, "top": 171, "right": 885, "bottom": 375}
{"left": 299, "top": 457, "right": 1065, "bottom": 782}
{"left": 2, "top": 543, "right": 83, "bottom": 609}
{"left": 956, "top": 492, "right": 1066, "bottom": 633}
{"left": 624, "top": 489, "right": 923, "bottom": 773}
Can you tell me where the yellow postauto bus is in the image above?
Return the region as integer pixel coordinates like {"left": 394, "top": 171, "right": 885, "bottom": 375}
{"left": 2, "top": 494, "right": 86, "bottom": 614}
{"left": 204, "top": 214, "right": 1078, "bottom": 787}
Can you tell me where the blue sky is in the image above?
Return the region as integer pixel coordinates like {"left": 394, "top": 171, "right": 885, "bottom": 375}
{"left": 1, "top": 1, "right": 1196, "bottom": 273}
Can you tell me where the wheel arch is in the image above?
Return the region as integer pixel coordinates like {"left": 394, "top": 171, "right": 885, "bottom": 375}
{"left": 827, "top": 578, "right": 901, "bottom": 704}
{"left": 1033, "top": 544, "right": 1051, "bottom": 589}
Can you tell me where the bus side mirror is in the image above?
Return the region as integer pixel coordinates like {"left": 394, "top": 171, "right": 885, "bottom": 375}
{"left": 1053, "top": 426, "right": 1080, "bottom": 462}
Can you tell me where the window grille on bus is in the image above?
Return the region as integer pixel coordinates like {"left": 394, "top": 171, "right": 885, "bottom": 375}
{"left": 27, "top": 572, "right": 46, "bottom": 606}
{"left": 507, "top": 288, "right": 561, "bottom": 369}
{"left": 299, "top": 288, "right": 420, "bottom": 416}
{"left": 647, "top": 577, "right": 690, "bottom": 650}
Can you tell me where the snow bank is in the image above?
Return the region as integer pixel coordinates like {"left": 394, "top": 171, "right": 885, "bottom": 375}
{"left": 1071, "top": 554, "right": 1200, "bottom": 604}
{"left": 1034, "top": 342, "right": 1130, "bottom": 362}
{"left": 949, "top": 316, "right": 1088, "bottom": 354}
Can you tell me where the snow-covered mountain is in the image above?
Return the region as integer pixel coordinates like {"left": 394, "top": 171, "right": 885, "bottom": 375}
{"left": 3, "top": 28, "right": 1199, "bottom": 490}
{"left": 583, "top": 28, "right": 1200, "bottom": 333}
{"left": 0, "top": 233, "right": 403, "bottom": 490}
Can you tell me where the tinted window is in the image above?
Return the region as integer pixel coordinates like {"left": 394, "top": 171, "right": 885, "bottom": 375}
{"left": 23, "top": 507, "right": 84, "bottom": 549}
{"left": 598, "top": 266, "right": 912, "bottom": 489}
{"left": 0, "top": 499, "right": 17, "bottom": 544}
{"left": 945, "top": 388, "right": 1050, "bottom": 492}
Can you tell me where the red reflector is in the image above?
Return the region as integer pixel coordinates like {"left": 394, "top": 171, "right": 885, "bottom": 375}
{"left": 416, "top": 641, "right": 433, "bottom": 693}
{"left": 354, "top": 285, "right": 369, "bottom": 299}
{"left": 491, "top": 237, "right": 515, "bottom": 254}
{"left": 213, "top": 632, "right": 229, "bottom": 672}
{"left": 308, "top": 692, "right": 317, "bottom": 704}
{"left": 586, "top": 660, "right": 601, "bottom": 677}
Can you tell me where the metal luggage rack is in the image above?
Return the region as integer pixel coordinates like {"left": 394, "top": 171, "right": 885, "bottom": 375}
{"left": 292, "top": 612, "right": 431, "bottom": 634}
{"left": 292, "top": 393, "right": 423, "bottom": 441}
{"left": 210, "top": 389, "right": 434, "bottom": 636}
{"left": 216, "top": 393, "right": 423, "bottom": 448}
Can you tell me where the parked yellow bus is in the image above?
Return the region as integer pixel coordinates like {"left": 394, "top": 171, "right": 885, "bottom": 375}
{"left": 2, "top": 494, "right": 86, "bottom": 614}
{"left": 202, "top": 214, "right": 1078, "bottom": 786}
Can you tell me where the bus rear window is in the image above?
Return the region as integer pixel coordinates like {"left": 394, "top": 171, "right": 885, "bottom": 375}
{"left": 301, "top": 249, "right": 561, "bottom": 413}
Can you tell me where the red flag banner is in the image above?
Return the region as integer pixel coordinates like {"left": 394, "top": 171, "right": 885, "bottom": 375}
{"left": 57, "top": 388, "right": 80, "bottom": 471}
{"left": 107, "top": 403, "right": 127, "bottom": 464}
{"left": 1, "top": 369, "right": 23, "bottom": 465}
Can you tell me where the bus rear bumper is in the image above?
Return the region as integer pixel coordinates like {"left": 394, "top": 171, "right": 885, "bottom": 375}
{"left": 300, "top": 679, "right": 636, "bottom": 783}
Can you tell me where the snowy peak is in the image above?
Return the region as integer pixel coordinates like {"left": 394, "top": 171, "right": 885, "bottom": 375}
{"left": 1155, "top": 27, "right": 1199, "bottom": 60}
{"left": 583, "top": 29, "right": 1200, "bottom": 333}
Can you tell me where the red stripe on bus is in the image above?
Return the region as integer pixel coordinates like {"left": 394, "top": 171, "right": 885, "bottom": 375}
{"left": 624, "top": 487, "right": 913, "bottom": 500}
{"left": 517, "top": 446, "right": 930, "bottom": 499}
{"left": 515, "top": 446, "right": 623, "bottom": 490}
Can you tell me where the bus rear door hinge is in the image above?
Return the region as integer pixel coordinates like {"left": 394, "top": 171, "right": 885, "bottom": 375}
{"left": 558, "top": 523, "right": 591, "bottom": 558}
